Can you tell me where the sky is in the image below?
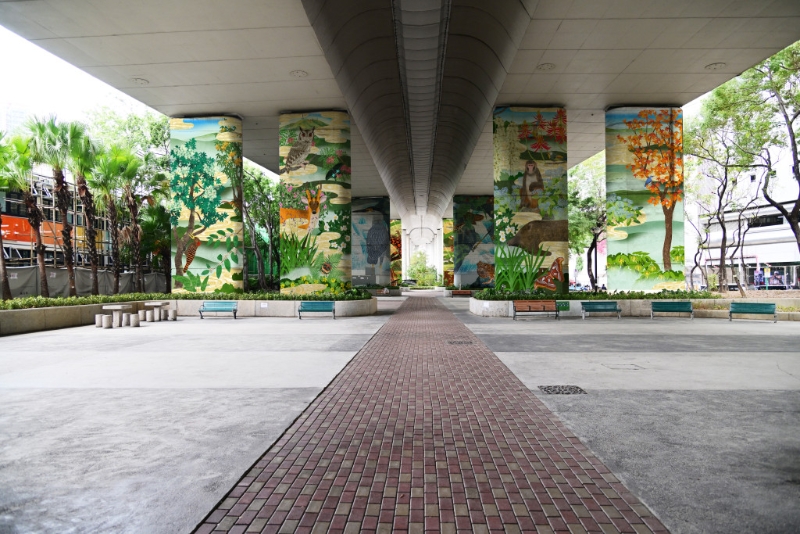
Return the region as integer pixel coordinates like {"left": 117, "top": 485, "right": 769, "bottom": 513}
{"left": 0, "top": 26, "right": 152, "bottom": 125}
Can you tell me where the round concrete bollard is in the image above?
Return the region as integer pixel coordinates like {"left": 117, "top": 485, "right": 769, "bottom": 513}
{"left": 161, "top": 309, "right": 169, "bottom": 321}
{"left": 122, "top": 313, "right": 131, "bottom": 326}
{"left": 168, "top": 309, "right": 177, "bottom": 321}
{"left": 102, "top": 315, "right": 113, "bottom": 329}
{"left": 146, "top": 310, "right": 154, "bottom": 322}
{"left": 95, "top": 314, "right": 105, "bottom": 328}
{"left": 130, "top": 314, "right": 140, "bottom": 327}
{"left": 138, "top": 309, "right": 147, "bottom": 321}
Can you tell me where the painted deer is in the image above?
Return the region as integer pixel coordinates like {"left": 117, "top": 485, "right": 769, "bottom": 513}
{"left": 280, "top": 186, "right": 324, "bottom": 231}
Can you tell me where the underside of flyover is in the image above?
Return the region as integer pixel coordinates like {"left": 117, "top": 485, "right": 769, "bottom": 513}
{"left": 2, "top": 0, "right": 799, "bottom": 232}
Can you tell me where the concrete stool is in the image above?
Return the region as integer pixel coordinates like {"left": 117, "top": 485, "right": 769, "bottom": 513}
{"left": 168, "top": 309, "right": 177, "bottom": 321}
{"left": 146, "top": 310, "right": 154, "bottom": 322}
{"left": 161, "top": 309, "right": 169, "bottom": 321}
{"left": 114, "top": 313, "right": 123, "bottom": 328}
{"left": 138, "top": 309, "right": 147, "bottom": 321}
{"left": 122, "top": 313, "right": 131, "bottom": 326}
{"left": 102, "top": 315, "right": 113, "bottom": 329}
{"left": 130, "top": 314, "right": 140, "bottom": 327}
{"left": 154, "top": 308, "right": 162, "bottom": 322}
{"left": 95, "top": 314, "right": 105, "bottom": 328}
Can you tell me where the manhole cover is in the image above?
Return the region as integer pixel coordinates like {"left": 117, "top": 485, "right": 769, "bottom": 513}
{"left": 538, "top": 385, "right": 587, "bottom": 395}
{"left": 448, "top": 340, "right": 473, "bottom": 345}
{"left": 602, "top": 363, "right": 643, "bottom": 370}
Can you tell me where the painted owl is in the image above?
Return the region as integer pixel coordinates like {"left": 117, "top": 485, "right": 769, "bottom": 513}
{"left": 280, "top": 127, "right": 315, "bottom": 174}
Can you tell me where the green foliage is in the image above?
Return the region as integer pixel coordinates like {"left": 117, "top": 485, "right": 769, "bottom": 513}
{"left": 474, "top": 288, "right": 718, "bottom": 301}
{"left": 407, "top": 251, "right": 438, "bottom": 286}
{"left": 495, "top": 246, "right": 546, "bottom": 291}
{"left": 279, "top": 231, "right": 319, "bottom": 276}
{"left": 606, "top": 193, "right": 644, "bottom": 227}
{"left": 671, "top": 246, "right": 685, "bottom": 264}
{"left": 0, "top": 289, "right": 373, "bottom": 310}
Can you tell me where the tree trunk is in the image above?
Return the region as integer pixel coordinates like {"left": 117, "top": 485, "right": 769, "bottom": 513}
{"left": 24, "top": 191, "right": 49, "bottom": 298}
{"left": 77, "top": 175, "right": 99, "bottom": 295}
{"left": 718, "top": 222, "right": 728, "bottom": 291}
{"left": 0, "top": 214, "right": 11, "bottom": 300}
{"left": 586, "top": 235, "right": 598, "bottom": 291}
{"left": 53, "top": 169, "right": 76, "bottom": 297}
{"left": 661, "top": 202, "right": 676, "bottom": 271}
{"left": 109, "top": 203, "right": 120, "bottom": 294}
{"left": 162, "top": 245, "right": 171, "bottom": 293}
{"left": 132, "top": 224, "right": 142, "bottom": 292}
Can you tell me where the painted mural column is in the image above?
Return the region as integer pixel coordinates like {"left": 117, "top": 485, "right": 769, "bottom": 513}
{"left": 605, "top": 107, "right": 684, "bottom": 290}
{"left": 351, "top": 197, "right": 390, "bottom": 286}
{"left": 169, "top": 116, "right": 244, "bottom": 293}
{"left": 279, "top": 112, "right": 352, "bottom": 295}
{"left": 389, "top": 219, "right": 402, "bottom": 285}
{"left": 493, "top": 107, "right": 569, "bottom": 292}
{"left": 442, "top": 218, "right": 454, "bottom": 286}
{"left": 453, "top": 196, "right": 495, "bottom": 289}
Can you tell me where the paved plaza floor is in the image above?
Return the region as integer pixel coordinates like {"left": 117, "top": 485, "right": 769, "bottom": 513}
{"left": 0, "top": 296, "right": 798, "bottom": 533}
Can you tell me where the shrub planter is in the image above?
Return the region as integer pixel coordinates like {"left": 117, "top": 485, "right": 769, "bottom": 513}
{"left": 468, "top": 297, "right": 800, "bottom": 320}
{"left": 0, "top": 298, "right": 377, "bottom": 336}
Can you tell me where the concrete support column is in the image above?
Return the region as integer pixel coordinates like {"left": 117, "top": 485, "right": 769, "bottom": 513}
{"left": 169, "top": 116, "right": 244, "bottom": 293}
{"left": 351, "top": 198, "right": 391, "bottom": 286}
{"left": 492, "top": 107, "right": 569, "bottom": 292}
{"left": 453, "top": 196, "right": 495, "bottom": 289}
{"left": 279, "top": 112, "right": 352, "bottom": 295}
{"left": 605, "top": 107, "right": 684, "bottom": 291}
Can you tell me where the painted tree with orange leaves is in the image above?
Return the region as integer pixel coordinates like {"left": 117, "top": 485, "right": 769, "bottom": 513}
{"left": 618, "top": 108, "right": 683, "bottom": 271}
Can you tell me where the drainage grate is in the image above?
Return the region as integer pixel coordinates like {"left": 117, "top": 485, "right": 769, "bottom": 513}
{"left": 538, "top": 385, "right": 587, "bottom": 395}
{"left": 447, "top": 340, "right": 473, "bottom": 345}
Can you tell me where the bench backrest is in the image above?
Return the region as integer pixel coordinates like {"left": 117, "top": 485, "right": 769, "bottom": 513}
{"left": 299, "top": 301, "right": 335, "bottom": 311}
{"left": 514, "top": 300, "right": 557, "bottom": 311}
{"left": 730, "top": 302, "right": 775, "bottom": 313}
{"left": 201, "top": 301, "right": 237, "bottom": 310}
{"left": 581, "top": 301, "right": 619, "bottom": 311}
{"left": 651, "top": 301, "right": 692, "bottom": 312}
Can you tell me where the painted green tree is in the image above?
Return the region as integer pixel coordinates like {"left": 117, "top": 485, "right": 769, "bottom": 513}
{"left": 169, "top": 138, "right": 226, "bottom": 289}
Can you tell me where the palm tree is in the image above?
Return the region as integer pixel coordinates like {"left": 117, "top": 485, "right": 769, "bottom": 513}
{"left": 26, "top": 117, "right": 84, "bottom": 297}
{"left": 67, "top": 127, "right": 101, "bottom": 294}
{"left": 0, "top": 132, "right": 14, "bottom": 300}
{"left": 140, "top": 203, "right": 171, "bottom": 292}
{"left": 88, "top": 146, "right": 125, "bottom": 294}
{"left": 0, "top": 135, "right": 49, "bottom": 297}
{"left": 119, "top": 150, "right": 166, "bottom": 292}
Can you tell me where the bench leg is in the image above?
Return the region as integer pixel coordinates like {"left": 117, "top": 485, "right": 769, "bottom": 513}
{"left": 199, "top": 311, "right": 204, "bottom": 319}
{"left": 581, "top": 310, "right": 585, "bottom": 320}
{"left": 691, "top": 311, "right": 694, "bottom": 320}
{"left": 233, "top": 311, "right": 237, "bottom": 319}
{"left": 651, "top": 311, "right": 654, "bottom": 320}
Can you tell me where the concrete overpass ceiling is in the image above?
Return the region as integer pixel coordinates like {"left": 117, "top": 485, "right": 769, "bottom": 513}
{"left": 1, "top": 0, "right": 799, "bottom": 213}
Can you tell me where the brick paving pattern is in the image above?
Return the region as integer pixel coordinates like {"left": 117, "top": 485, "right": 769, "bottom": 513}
{"left": 195, "top": 297, "right": 667, "bottom": 534}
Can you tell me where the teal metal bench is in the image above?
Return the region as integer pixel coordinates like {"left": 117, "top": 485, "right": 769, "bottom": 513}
{"left": 729, "top": 302, "right": 777, "bottom": 322}
{"left": 581, "top": 301, "right": 621, "bottom": 320}
{"left": 199, "top": 301, "right": 237, "bottom": 319}
{"left": 298, "top": 301, "right": 335, "bottom": 320}
{"left": 651, "top": 301, "right": 693, "bottom": 319}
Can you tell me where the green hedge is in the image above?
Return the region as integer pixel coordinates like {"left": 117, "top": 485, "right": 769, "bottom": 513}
{"left": 0, "top": 289, "right": 373, "bottom": 310}
{"left": 473, "top": 288, "right": 719, "bottom": 301}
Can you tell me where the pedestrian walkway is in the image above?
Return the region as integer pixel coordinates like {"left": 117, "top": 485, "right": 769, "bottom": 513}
{"left": 195, "top": 297, "right": 667, "bottom": 534}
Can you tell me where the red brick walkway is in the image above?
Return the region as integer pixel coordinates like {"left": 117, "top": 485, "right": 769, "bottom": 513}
{"left": 195, "top": 297, "right": 667, "bottom": 534}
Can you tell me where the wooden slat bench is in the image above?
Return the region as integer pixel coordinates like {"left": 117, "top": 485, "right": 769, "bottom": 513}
{"left": 199, "top": 301, "right": 237, "bottom": 319}
{"left": 729, "top": 302, "right": 777, "bottom": 322}
{"left": 581, "top": 301, "right": 621, "bottom": 320}
{"left": 513, "top": 300, "right": 558, "bottom": 320}
{"left": 451, "top": 290, "right": 472, "bottom": 297}
{"left": 651, "top": 301, "right": 693, "bottom": 319}
{"left": 298, "top": 301, "right": 335, "bottom": 320}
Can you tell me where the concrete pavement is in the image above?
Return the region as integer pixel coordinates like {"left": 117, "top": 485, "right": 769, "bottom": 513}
{"left": 442, "top": 297, "right": 800, "bottom": 534}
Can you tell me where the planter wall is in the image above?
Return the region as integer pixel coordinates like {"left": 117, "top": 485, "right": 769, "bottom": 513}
{"left": 0, "top": 302, "right": 147, "bottom": 336}
{"left": 468, "top": 297, "right": 800, "bottom": 321}
{"left": 0, "top": 298, "right": 377, "bottom": 336}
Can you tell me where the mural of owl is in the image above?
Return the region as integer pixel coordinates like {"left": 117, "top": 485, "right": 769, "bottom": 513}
{"left": 280, "top": 127, "right": 315, "bottom": 174}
